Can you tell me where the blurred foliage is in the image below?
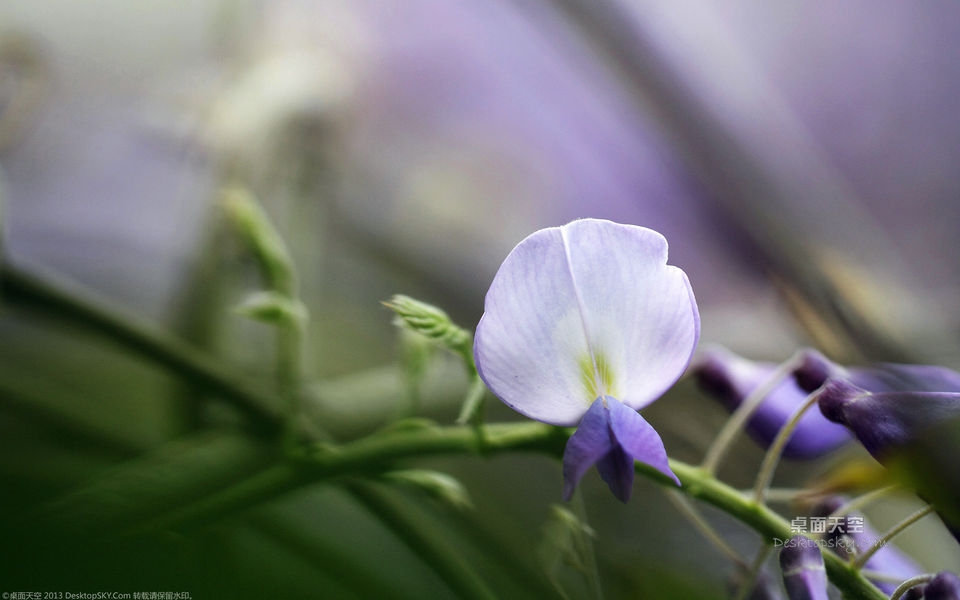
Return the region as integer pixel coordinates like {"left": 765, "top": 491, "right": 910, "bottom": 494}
{"left": 1, "top": 0, "right": 959, "bottom": 598}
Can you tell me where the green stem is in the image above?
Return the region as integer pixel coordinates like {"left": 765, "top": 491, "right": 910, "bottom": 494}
{"left": 826, "top": 485, "right": 900, "bottom": 521}
{"left": 701, "top": 352, "right": 803, "bottom": 474}
{"left": 888, "top": 574, "right": 935, "bottom": 600}
{"left": 666, "top": 461, "right": 885, "bottom": 600}
{"left": 0, "top": 261, "right": 284, "bottom": 432}
{"left": 752, "top": 391, "right": 819, "bottom": 504}
{"left": 117, "top": 422, "right": 565, "bottom": 534}
{"left": 122, "top": 421, "right": 885, "bottom": 600}
{"left": 346, "top": 481, "right": 498, "bottom": 600}
{"left": 456, "top": 374, "right": 487, "bottom": 426}
{"left": 121, "top": 463, "right": 303, "bottom": 536}
{"left": 852, "top": 504, "right": 935, "bottom": 570}
{"left": 278, "top": 320, "right": 307, "bottom": 444}
{"left": 861, "top": 569, "right": 917, "bottom": 586}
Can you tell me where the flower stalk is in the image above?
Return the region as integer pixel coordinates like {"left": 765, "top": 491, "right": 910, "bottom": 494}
{"left": 97, "top": 419, "right": 886, "bottom": 600}
{"left": 752, "top": 392, "right": 820, "bottom": 504}
{"left": 701, "top": 352, "right": 805, "bottom": 475}
{"left": 852, "top": 504, "right": 935, "bottom": 570}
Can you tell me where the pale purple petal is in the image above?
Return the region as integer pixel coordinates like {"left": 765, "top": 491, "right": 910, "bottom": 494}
{"left": 474, "top": 225, "right": 598, "bottom": 425}
{"left": 474, "top": 218, "right": 699, "bottom": 425}
{"left": 607, "top": 396, "right": 679, "bottom": 486}
{"left": 558, "top": 220, "right": 700, "bottom": 412}
{"left": 562, "top": 399, "right": 614, "bottom": 500}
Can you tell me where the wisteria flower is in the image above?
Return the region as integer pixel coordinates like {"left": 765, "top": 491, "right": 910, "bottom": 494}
{"left": 694, "top": 347, "right": 960, "bottom": 460}
{"left": 816, "top": 380, "right": 960, "bottom": 462}
{"left": 816, "top": 379, "right": 960, "bottom": 543}
{"left": 693, "top": 348, "right": 850, "bottom": 458}
{"left": 795, "top": 349, "right": 960, "bottom": 396}
{"left": 474, "top": 219, "right": 699, "bottom": 502}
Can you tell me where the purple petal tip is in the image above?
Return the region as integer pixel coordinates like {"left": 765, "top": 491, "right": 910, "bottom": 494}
{"left": 794, "top": 349, "right": 837, "bottom": 392}
{"left": 816, "top": 380, "right": 869, "bottom": 424}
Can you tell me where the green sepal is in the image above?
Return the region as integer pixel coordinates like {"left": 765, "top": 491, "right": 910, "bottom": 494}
{"left": 221, "top": 185, "right": 296, "bottom": 296}
{"left": 383, "top": 295, "right": 472, "bottom": 368}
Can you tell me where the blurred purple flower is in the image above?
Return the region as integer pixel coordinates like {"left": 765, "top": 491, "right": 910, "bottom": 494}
{"left": 816, "top": 380, "right": 960, "bottom": 463}
{"left": 474, "top": 219, "right": 698, "bottom": 501}
{"left": 795, "top": 350, "right": 960, "bottom": 396}
{"left": 693, "top": 348, "right": 850, "bottom": 458}
{"left": 924, "top": 572, "right": 960, "bottom": 600}
{"left": 811, "top": 497, "right": 921, "bottom": 594}
{"left": 809, "top": 358, "right": 960, "bottom": 544}
{"left": 778, "top": 536, "right": 828, "bottom": 600}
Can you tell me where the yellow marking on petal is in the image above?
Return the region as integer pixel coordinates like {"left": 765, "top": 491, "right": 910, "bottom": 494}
{"left": 579, "top": 352, "right": 616, "bottom": 402}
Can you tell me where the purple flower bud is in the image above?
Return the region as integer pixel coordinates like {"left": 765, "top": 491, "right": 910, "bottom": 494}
{"left": 811, "top": 497, "right": 921, "bottom": 594}
{"left": 816, "top": 380, "right": 960, "bottom": 462}
{"left": 694, "top": 349, "right": 850, "bottom": 458}
{"left": 794, "top": 349, "right": 960, "bottom": 395}
{"left": 779, "top": 537, "right": 828, "bottom": 600}
{"left": 793, "top": 349, "right": 844, "bottom": 392}
{"left": 925, "top": 572, "right": 960, "bottom": 600}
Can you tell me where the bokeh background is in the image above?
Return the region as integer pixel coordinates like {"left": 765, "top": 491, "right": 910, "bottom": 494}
{"left": 2, "top": 1, "right": 959, "bottom": 598}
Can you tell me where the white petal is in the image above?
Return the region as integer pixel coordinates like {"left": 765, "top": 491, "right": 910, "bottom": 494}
{"left": 474, "top": 219, "right": 699, "bottom": 425}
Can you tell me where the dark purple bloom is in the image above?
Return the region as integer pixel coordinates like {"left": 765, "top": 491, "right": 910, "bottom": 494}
{"left": 475, "top": 220, "right": 698, "bottom": 501}
{"left": 925, "top": 572, "right": 960, "bottom": 600}
{"left": 803, "top": 354, "right": 960, "bottom": 541}
{"left": 816, "top": 379, "right": 960, "bottom": 544}
{"left": 816, "top": 380, "right": 960, "bottom": 462}
{"left": 694, "top": 348, "right": 850, "bottom": 458}
{"left": 811, "top": 497, "right": 921, "bottom": 594}
{"left": 779, "top": 536, "right": 828, "bottom": 600}
{"left": 796, "top": 349, "right": 960, "bottom": 396}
